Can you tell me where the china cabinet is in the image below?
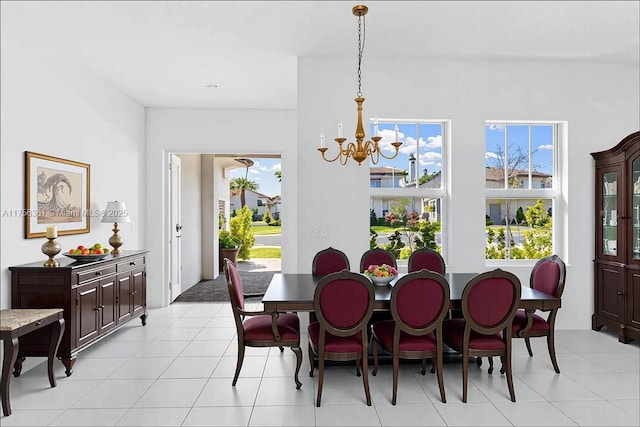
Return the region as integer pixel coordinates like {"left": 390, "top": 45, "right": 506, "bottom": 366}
{"left": 591, "top": 131, "right": 640, "bottom": 343}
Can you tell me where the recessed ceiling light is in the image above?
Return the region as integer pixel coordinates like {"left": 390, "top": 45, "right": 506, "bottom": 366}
{"left": 205, "top": 84, "right": 218, "bottom": 89}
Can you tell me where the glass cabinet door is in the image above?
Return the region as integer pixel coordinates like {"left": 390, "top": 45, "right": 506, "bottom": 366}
{"left": 632, "top": 156, "right": 640, "bottom": 260}
{"left": 602, "top": 171, "right": 618, "bottom": 256}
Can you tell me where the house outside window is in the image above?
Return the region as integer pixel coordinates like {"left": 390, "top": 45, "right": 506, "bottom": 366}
{"left": 369, "top": 119, "right": 449, "bottom": 261}
{"left": 485, "top": 121, "right": 563, "bottom": 261}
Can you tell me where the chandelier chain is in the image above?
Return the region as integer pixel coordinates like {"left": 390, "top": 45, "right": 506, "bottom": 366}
{"left": 357, "top": 13, "right": 365, "bottom": 97}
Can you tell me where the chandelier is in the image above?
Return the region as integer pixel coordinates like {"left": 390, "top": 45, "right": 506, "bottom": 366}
{"left": 318, "top": 4, "right": 402, "bottom": 166}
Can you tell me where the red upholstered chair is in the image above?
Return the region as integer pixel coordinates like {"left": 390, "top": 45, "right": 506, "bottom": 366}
{"left": 408, "top": 248, "right": 445, "bottom": 274}
{"left": 371, "top": 270, "right": 450, "bottom": 404}
{"left": 310, "top": 247, "right": 351, "bottom": 323}
{"left": 511, "top": 254, "right": 566, "bottom": 373}
{"left": 359, "top": 248, "right": 397, "bottom": 273}
{"left": 442, "top": 269, "right": 521, "bottom": 402}
{"left": 312, "top": 247, "right": 351, "bottom": 277}
{"left": 360, "top": 248, "right": 398, "bottom": 328}
{"left": 308, "top": 270, "right": 375, "bottom": 406}
{"left": 223, "top": 258, "right": 302, "bottom": 389}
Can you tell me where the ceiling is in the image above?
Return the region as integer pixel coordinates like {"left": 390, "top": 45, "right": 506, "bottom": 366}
{"left": 2, "top": 1, "right": 638, "bottom": 110}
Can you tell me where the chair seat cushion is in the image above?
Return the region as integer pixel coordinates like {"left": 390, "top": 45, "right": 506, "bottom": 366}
{"left": 442, "top": 319, "right": 505, "bottom": 350}
{"left": 511, "top": 310, "right": 550, "bottom": 333}
{"left": 372, "top": 320, "right": 436, "bottom": 351}
{"left": 308, "top": 322, "right": 363, "bottom": 353}
{"left": 243, "top": 313, "right": 300, "bottom": 341}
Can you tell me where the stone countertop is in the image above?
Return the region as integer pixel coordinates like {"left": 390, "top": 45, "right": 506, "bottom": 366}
{"left": 0, "top": 309, "right": 64, "bottom": 331}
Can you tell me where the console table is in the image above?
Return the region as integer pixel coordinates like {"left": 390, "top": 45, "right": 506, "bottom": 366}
{"left": 1, "top": 308, "right": 64, "bottom": 416}
{"left": 9, "top": 250, "right": 148, "bottom": 377}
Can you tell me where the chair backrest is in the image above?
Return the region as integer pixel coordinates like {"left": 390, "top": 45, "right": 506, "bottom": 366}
{"left": 461, "top": 269, "right": 521, "bottom": 335}
{"left": 391, "top": 269, "right": 450, "bottom": 335}
{"left": 312, "top": 247, "right": 350, "bottom": 277}
{"left": 408, "top": 248, "right": 446, "bottom": 274}
{"left": 313, "top": 270, "right": 375, "bottom": 337}
{"left": 360, "top": 248, "right": 397, "bottom": 273}
{"left": 530, "top": 255, "right": 566, "bottom": 299}
{"left": 223, "top": 257, "right": 245, "bottom": 311}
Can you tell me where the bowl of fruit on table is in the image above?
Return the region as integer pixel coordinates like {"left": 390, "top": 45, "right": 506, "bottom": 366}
{"left": 64, "top": 244, "right": 110, "bottom": 262}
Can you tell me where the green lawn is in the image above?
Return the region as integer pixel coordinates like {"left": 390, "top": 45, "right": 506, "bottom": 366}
{"left": 371, "top": 225, "right": 403, "bottom": 233}
{"left": 251, "top": 222, "right": 281, "bottom": 235}
{"left": 250, "top": 247, "right": 281, "bottom": 258}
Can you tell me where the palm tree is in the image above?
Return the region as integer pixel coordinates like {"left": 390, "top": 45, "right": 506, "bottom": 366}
{"left": 230, "top": 177, "right": 258, "bottom": 208}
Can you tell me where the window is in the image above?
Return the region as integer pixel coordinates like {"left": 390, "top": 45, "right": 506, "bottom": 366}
{"left": 485, "top": 122, "right": 562, "bottom": 261}
{"left": 370, "top": 119, "right": 449, "bottom": 261}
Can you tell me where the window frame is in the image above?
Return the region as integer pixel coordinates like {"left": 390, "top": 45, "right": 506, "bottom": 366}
{"left": 484, "top": 120, "right": 565, "bottom": 265}
{"left": 370, "top": 119, "right": 451, "bottom": 263}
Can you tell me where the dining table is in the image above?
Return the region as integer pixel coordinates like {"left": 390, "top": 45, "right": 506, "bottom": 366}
{"left": 262, "top": 272, "right": 561, "bottom": 328}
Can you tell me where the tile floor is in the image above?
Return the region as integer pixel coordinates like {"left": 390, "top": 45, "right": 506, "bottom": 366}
{"left": 2, "top": 302, "right": 639, "bottom": 426}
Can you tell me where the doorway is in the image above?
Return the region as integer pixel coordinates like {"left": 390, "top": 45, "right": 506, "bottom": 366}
{"left": 166, "top": 153, "right": 282, "bottom": 302}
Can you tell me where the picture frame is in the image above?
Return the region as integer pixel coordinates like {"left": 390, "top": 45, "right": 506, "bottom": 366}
{"left": 25, "top": 151, "right": 91, "bottom": 238}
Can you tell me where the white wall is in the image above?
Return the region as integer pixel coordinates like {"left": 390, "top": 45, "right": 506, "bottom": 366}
{"left": 201, "top": 155, "right": 215, "bottom": 280}
{"left": 145, "top": 108, "right": 297, "bottom": 307}
{"left": 0, "top": 33, "right": 146, "bottom": 309}
{"left": 175, "top": 154, "right": 202, "bottom": 291}
{"left": 298, "top": 56, "right": 640, "bottom": 329}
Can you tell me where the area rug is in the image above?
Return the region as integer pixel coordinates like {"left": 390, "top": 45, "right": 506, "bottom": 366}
{"left": 174, "top": 271, "right": 275, "bottom": 303}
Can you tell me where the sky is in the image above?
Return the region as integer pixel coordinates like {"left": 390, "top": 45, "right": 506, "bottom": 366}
{"left": 227, "top": 157, "right": 282, "bottom": 197}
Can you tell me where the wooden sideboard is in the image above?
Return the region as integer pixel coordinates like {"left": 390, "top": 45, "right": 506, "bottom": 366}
{"left": 9, "top": 250, "right": 148, "bottom": 376}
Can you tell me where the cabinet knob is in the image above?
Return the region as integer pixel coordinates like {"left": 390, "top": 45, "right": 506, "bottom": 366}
{"left": 95, "top": 271, "right": 102, "bottom": 276}
{"left": 35, "top": 320, "right": 43, "bottom": 326}
{"left": 617, "top": 292, "right": 624, "bottom": 295}
{"left": 130, "top": 261, "right": 136, "bottom": 266}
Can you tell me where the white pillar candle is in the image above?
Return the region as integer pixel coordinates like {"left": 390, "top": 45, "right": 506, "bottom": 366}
{"left": 46, "top": 226, "right": 57, "bottom": 238}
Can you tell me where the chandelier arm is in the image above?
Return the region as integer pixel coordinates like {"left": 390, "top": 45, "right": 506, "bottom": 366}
{"left": 378, "top": 146, "right": 402, "bottom": 160}
{"left": 318, "top": 148, "right": 345, "bottom": 163}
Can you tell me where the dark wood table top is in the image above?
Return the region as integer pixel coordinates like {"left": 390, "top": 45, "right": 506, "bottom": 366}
{"left": 262, "top": 272, "right": 560, "bottom": 312}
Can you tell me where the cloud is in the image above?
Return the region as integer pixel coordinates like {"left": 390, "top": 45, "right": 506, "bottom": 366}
{"left": 425, "top": 135, "right": 442, "bottom": 148}
{"left": 418, "top": 152, "right": 442, "bottom": 168}
{"left": 537, "top": 144, "right": 553, "bottom": 150}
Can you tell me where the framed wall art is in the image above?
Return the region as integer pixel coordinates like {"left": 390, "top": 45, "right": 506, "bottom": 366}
{"left": 25, "top": 151, "right": 91, "bottom": 238}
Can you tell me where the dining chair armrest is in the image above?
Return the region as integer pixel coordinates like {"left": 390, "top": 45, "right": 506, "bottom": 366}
{"left": 518, "top": 308, "right": 536, "bottom": 337}
{"left": 236, "top": 310, "right": 283, "bottom": 342}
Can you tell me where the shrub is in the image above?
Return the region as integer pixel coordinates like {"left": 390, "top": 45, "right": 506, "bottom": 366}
{"left": 262, "top": 209, "right": 272, "bottom": 224}
{"left": 219, "top": 229, "right": 241, "bottom": 248}
{"left": 230, "top": 206, "right": 255, "bottom": 260}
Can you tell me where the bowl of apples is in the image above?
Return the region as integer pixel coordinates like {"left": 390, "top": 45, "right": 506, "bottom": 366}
{"left": 64, "top": 244, "right": 110, "bottom": 263}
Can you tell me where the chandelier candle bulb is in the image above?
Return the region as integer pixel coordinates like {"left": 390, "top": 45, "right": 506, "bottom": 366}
{"left": 338, "top": 120, "right": 343, "bottom": 138}
{"left": 394, "top": 124, "right": 399, "bottom": 142}
{"left": 374, "top": 118, "right": 379, "bottom": 137}
{"left": 46, "top": 226, "right": 57, "bottom": 239}
{"left": 320, "top": 132, "right": 325, "bottom": 148}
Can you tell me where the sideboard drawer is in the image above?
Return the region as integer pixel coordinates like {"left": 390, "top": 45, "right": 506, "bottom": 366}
{"left": 76, "top": 265, "right": 117, "bottom": 284}
{"left": 117, "top": 257, "right": 145, "bottom": 273}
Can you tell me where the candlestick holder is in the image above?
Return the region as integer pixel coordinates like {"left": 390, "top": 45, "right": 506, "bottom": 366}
{"left": 41, "top": 237, "right": 61, "bottom": 267}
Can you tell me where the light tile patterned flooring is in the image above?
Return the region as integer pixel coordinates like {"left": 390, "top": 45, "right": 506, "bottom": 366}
{"left": 2, "top": 302, "right": 639, "bottom": 426}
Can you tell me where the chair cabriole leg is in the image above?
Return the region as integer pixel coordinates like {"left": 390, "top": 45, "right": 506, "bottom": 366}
{"left": 291, "top": 345, "right": 302, "bottom": 389}
{"left": 547, "top": 333, "right": 560, "bottom": 373}
{"left": 232, "top": 342, "right": 245, "bottom": 386}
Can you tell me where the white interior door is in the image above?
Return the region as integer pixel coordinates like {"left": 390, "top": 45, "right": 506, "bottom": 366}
{"left": 169, "top": 154, "right": 182, "bottom": 302}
